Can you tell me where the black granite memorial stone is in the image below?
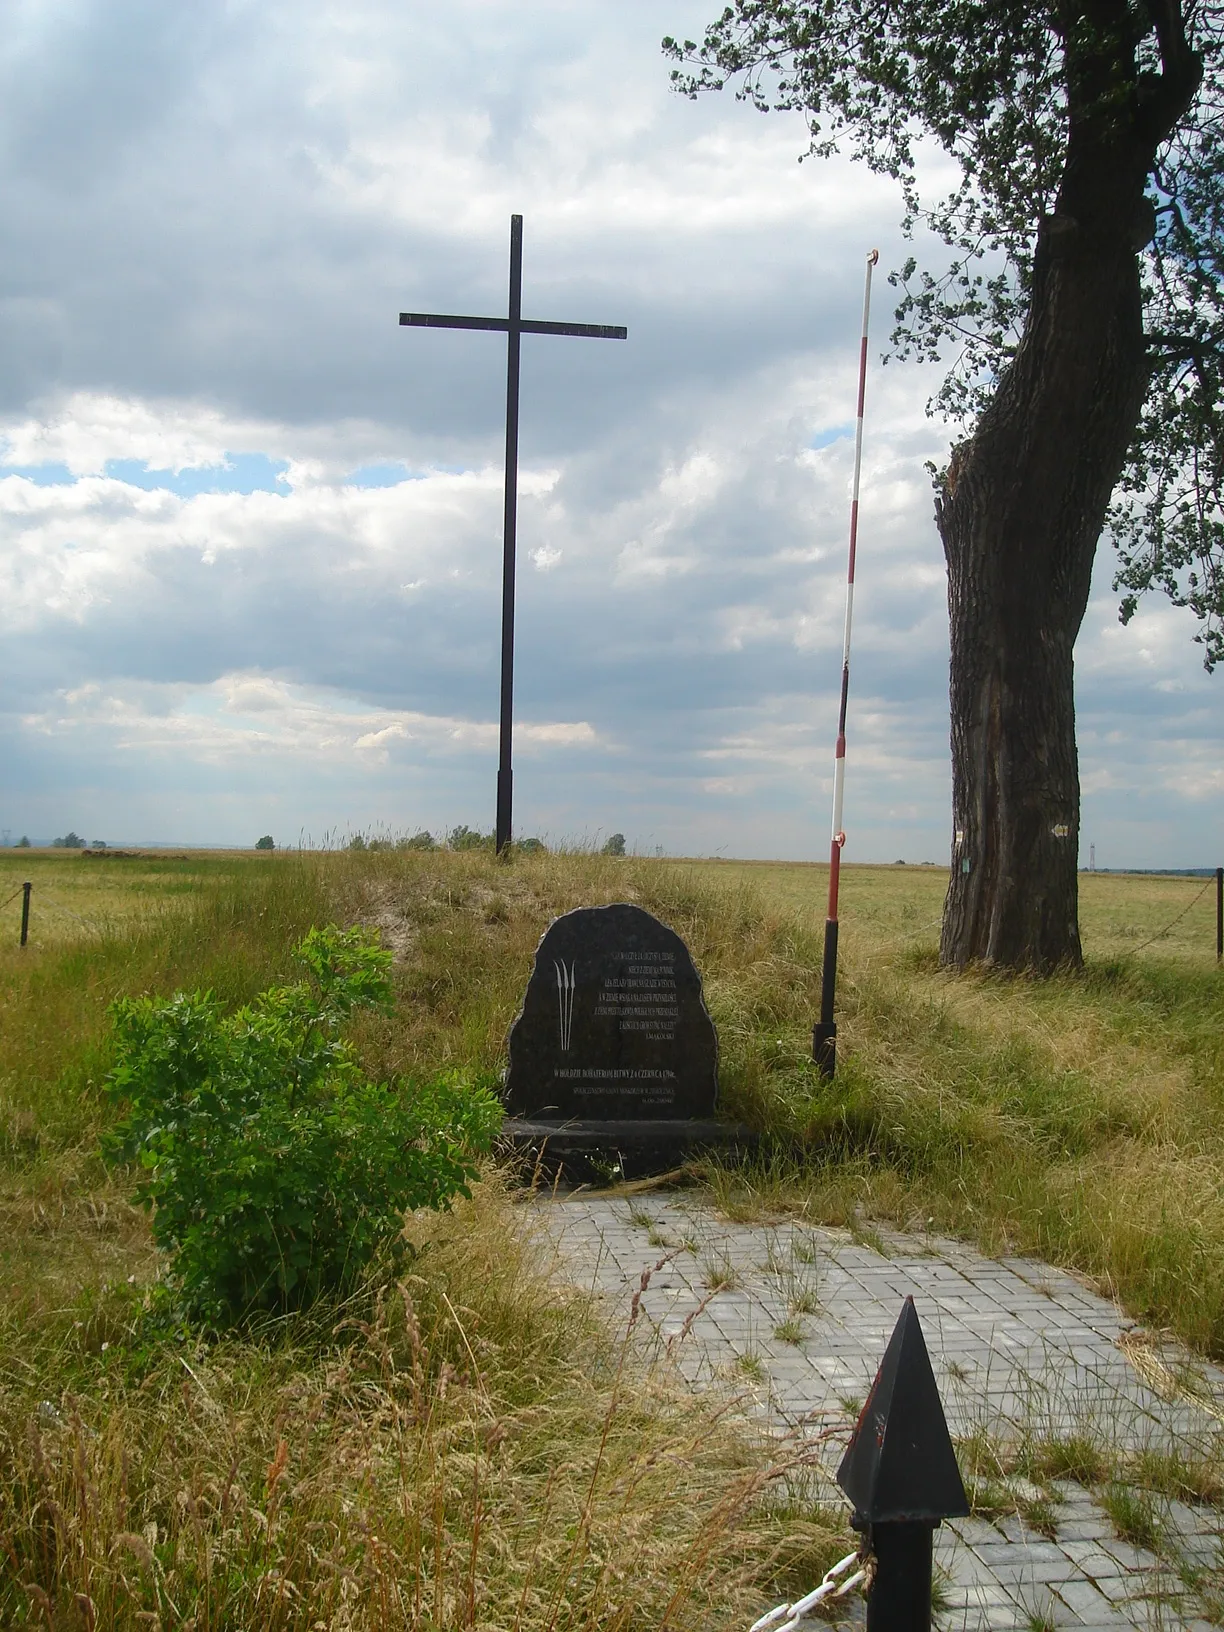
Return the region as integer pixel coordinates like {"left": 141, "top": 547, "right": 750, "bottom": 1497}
{"left": 506, "top": 904, "right": 718, "bottom": 1121}
{"left": 502, "top": 907, "right": 744, "bottom": 1175}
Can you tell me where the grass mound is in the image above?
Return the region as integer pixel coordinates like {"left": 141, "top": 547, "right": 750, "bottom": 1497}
{"left": 312, "top": 844, "right": 1224, "bottom": 1355}
{"left": 0, "top": 849, "right": 845, "bottom": 1628}
{"left": 1, "top": 842, "right": 1222, "bottom": 1623}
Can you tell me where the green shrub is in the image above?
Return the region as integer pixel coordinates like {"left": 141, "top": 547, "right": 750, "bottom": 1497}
{"left": 398, "top": 829, "right": 436, "bottom": 850}
{"left": 104, "top": 925, "right": 502, "bottom": 1324}
{"left": 448, "top": 824, "right": 494, "bottom": 850}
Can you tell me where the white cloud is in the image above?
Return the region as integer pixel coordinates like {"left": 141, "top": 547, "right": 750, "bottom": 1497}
{"left": 23, "top": 672, "right": 601, "bottom": 768}
{"left": 0, "top": 0, "right": 1217, "bottom": 863}
{"left": 1, "top": 393, "right": 261, "bottom": 475}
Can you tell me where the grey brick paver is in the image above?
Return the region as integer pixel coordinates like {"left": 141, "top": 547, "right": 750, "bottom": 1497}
{"left": 534, "top": 1195, "right": 1224, "bottom": 1631}
{"left": 1057, "top": 1577, "right": 1118, "bottom": 1615}
{"left": 1096, "top": 1574, "right": 1145, "bottom": 1605}
{"left": 1060, "top": 1542, "right": 1126, "bottom": 1574}
{"left": 1059, "top": 1523, "right": 1116, "bottom": 1544}
{"left": 989, "top": 1558, "right": 1078, "bottom": 1586}
{"left": 1097, "top": 1541, "right": 1161, "bottom": 1573}
{"left": 1061, "top": 1614, "right": 1136, "bottom": 1630}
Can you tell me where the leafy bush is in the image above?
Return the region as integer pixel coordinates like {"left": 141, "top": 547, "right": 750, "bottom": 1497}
{"left": 104, "top": 925, "right": 502, "bottom": 1324}
{"left": 398, "top": 829, "right": 436, "bottom": 850}
{"left": 602, "top": 832, "right": 626, "bottom": 856}
{"left": 349, "top": 830, "right": 435, "bottom": 852}
{"left": 255, "top": 834, "right": 275, "bottom": 850}
{"left": 448, "top": 824, "right": 494, "bottom": 851}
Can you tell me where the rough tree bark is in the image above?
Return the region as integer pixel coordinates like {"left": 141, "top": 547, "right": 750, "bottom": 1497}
{"left": 937, "top": 10, "right": 1201, "bottom": 971}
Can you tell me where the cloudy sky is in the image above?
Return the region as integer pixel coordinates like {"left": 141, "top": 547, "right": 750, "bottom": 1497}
{"left": 1, "top": 0, "right": 1218, "bottom": 864}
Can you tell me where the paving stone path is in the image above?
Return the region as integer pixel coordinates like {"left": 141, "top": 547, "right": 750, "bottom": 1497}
{"left": 535, "top": 1193, "right": 1224, "bottom": 1632}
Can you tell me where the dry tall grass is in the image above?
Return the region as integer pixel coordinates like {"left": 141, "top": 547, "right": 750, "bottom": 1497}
{"left": 1, "top": 1176, "right": 839, "bottom": 1630}
{"left": 319, "top": 846, "right": 1224, "bottom": 1355}
{"left": 677, "top": 860, "right": 1224, "bottom": 1359}
{"left": 2, "top": 843, "right": 1222, "bottom": 1627}
{"left": 0, "top": 848, "right": 845, "bottom": 1629}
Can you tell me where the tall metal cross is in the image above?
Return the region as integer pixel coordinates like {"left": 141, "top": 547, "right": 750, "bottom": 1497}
{"left": 400, "top": 214, "right": 627, "bottom": 854}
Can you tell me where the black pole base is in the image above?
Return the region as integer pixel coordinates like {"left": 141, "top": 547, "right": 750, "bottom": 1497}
{"left": 865, "top": 1522, "right": 935, "bottom": 1632}
{"left": 496, "top": 767, "right": 513, "bottom": 856}
{"left": 812, "top": 1020, "right": 836, "bottom": 1079}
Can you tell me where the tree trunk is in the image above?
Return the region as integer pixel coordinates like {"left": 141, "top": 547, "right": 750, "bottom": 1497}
{"left": 937, "top": 121, "right": 1157, "bottom": 969}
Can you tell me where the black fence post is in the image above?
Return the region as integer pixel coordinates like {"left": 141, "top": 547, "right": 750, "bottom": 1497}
{"left": 1216, "top": 866, "right": 1222, "bottom": 962}
{"left": 20, "top": 882, "right": 31, "bottom": 947}
{"left": 837, "top": 1295, "right": 969, "bottom": 1632}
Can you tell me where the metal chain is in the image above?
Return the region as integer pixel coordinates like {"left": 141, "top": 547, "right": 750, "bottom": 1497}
{"left": 748, "top": 1547, "right": 870, "bottom": 1632}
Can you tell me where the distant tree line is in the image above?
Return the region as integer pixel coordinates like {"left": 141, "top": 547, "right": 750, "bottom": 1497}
{"left": 345, "top": 827, "right": 548, "bottom": 854}
{"left": 341, "top": 828, "right": 629, "bottom": 855}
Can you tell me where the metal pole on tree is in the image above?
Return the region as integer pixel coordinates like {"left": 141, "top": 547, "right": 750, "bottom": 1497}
{"left": 814, "top": 249, "right": 878, "bottom": 1080}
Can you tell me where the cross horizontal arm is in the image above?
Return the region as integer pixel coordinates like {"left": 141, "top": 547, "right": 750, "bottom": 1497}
{"left": 400, "top": 312, "right": 626, "bottom": 340}
{"left": 520, "top": 319, "right": 626, "bottom": 340}
{"left": 400, "top": 313, "right": 508, "bottom": 332}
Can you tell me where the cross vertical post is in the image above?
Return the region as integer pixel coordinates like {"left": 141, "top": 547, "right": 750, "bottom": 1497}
{"left": 399, "top": 215, "right": 626, "bottom": 854}
{"left": 497, "top": 216, "right": 524, "bottom": 854}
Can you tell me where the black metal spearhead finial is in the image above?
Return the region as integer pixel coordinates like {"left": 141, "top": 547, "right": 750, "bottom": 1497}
{"left": 837, "top": 1295, "right": 969, "bottom": 1525}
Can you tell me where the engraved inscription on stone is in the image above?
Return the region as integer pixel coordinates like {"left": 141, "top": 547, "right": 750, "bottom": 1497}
{"left": 505, "top": 903, "right": 718, "bottom": 1122}
{"left": 593, "top": 949, "right": 678, "bottom": 1038}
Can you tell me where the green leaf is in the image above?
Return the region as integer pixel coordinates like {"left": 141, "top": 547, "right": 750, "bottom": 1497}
{"left": 102, "top": 925, "right": 501, "bottom": 1325}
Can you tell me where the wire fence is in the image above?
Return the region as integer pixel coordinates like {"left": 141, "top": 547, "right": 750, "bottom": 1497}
{"left": 3, "top": 866, "right": 1219, "bottom": 958}
{"left": 1125, "top": 873, "right": 1216, "bottom": 955}
{"left": 33, "top": 893, "right": 99, "bottom": 930}
{"left": 1, "top": 885, "right": 105, "bottom": 943}
{"left": 843, "top": 875, "right": 1221, "bottom": 970}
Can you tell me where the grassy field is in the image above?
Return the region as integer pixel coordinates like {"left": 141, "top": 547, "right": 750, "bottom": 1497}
{"left": 680, "top": 858, "right": 1224, "bottom": 1357}
{"left": 0, "top": 848, "right": 843, "bottom": 1631}
{"left": 683, "top": 856, "right": 1223, "bottom": 966}
{"left": 0, "top": 845, "right": 1221, "bottom": 1626}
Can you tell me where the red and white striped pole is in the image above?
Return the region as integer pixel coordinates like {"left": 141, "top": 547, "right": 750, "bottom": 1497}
{"left": 814, "top": 248, "right": 878, "bottom": 1079}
